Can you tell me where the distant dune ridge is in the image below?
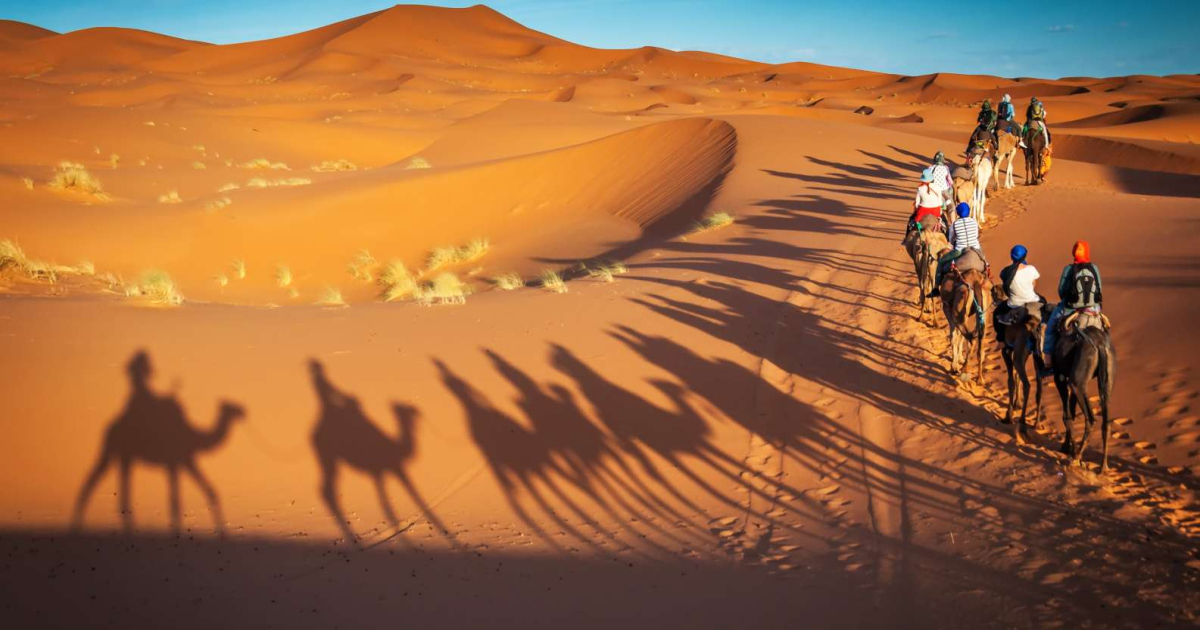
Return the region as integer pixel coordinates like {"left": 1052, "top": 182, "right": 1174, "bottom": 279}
{"left": 1, "top": 3, "right": 1197, "bottom": 305}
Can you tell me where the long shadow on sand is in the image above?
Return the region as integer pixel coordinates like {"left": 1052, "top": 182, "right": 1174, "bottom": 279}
{"left": 72, "top": 350, "right": 245, "bottom": 535}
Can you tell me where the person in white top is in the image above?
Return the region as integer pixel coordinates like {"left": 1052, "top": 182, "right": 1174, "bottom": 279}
{"left": 995, "top": 244, "right": 1044, "bottom": 332}
{"left": 904, "top": 168, "right": 945, "bottom": 243}
{"left": 929, "top": 151, "right": 954, "bottom": 209}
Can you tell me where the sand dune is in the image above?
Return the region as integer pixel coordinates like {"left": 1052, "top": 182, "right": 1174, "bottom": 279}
{"left": 2, "top": 4, "right": 1200, "bottom": 628}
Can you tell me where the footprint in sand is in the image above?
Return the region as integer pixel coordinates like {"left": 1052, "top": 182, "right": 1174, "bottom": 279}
{"left": 1113, "top": 417, "right": 1133, "bottom": 426}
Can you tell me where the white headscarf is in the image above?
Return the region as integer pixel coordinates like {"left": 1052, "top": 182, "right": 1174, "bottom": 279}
{"left": 1002, "top": 94, "right": 1011, "bottom": 103}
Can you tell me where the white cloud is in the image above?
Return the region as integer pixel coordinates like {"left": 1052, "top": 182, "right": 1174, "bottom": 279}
{"left": 1046, "top": 24, "right": 1075, "bottom": 33}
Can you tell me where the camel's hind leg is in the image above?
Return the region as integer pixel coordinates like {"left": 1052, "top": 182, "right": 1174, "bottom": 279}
{"left": 318, "top": 455, "right": 357, "bottom": 545}
{"left": 1073, "top": 381, "right": 1101, "bottom": 467}
{"left": 1003, "top": 348, "right": 1017, "bottom": 425}
{"left": 1017, "top": 356, "right": 1033, "bottom": 441}
{"left": 372, "top": 473, "right": 401, "bottom": 529}
{"left": 72, "top": 445, "right": 113, "bottom": 530}
{"left": 1054, "top": 376, "right": 1075, "bottom": 455}
{"left": 167, "top": 464, "right": 181, "bottom": 534}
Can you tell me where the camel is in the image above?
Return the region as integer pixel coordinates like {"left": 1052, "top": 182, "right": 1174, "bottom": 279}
{"left": 938, "top": 267, "right": 992, "bottom": 382}
{"left": 72, "top": 351, "right": 244, "bottom": 534}
{"left": 309, "top": 359, "right": 448, "bottom": 547}
{"left": 991, "top": 293, "right": 1052, "bottom": 444}
{"left": 904, "top": 219, "right": 948, "bottom": 326}
{"left": 993, "top": 127, "right": 1021, "bottom": 190}
{"left": 1023, "top": 123, "right": 1048, "bottom": 185}
{"left": 1051, "top": 312, "right": 1117, "bottom": 471}
{"left": 966, "top": 149, "right": 993, "bottom": 223}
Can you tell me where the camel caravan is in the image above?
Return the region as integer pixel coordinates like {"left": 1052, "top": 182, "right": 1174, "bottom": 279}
{"left": 902, "top": 96, "right": 1117, "bottom": 473}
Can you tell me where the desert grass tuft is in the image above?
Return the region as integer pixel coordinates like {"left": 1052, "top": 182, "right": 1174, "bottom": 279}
{"left": 77, "top": 260, "right": 95, "bottom": 276}
{"left": 238, "top": 158, "right": 290, "bottom": 171}
{"left": 312, "top": 159, "right": 357, "bottom": 172}
{"left": 158, "top": 190, "right": 183, "bottom": 204}
{"left": 131, "top": 269, "right": 184, "bottom": 305}
{"left": 316, "top": 286, "right": 347, "bottom": 306}
{"left": 0, "top": 239, "right": 25, "bottom": 271}
{"left": 21, "top": 177, "right": 33, "bottom": 190}
{"left": 245, "top": 177, "right": 311, "bottom": 188}
{"left": 490, "top": 272, "right": 524, "bottom": 291}
{"left": 192, "top": 161, "right": 207, "bottom": 170}
{"left": 378, "top": 260, "right": 418, "bottom": 302}
{"left": 49, "top": 161, "right": 103, "bottom": 194}
{"left": 217, "top": 182, "right": 240, "bottom": 192}
{"left": 213, "top": 273, "right": 229, "bottom": 288}
{"left": 586, "top": 260, "right": 628, "bottom": 283}
{"left": 692, "top": 211, "right": 734, "bottom": 233}
{"left": 348, "top": 250, "right": 378, "bottom": 282}
{"left": 414, "top": 272, "right": 470, "bottom": 306}
{"left": 110, "top": 154, "right": 120, "bottom": 168}
{"left": 424, "top": 238, "right": 490, "bottom": 273}
{"left": 275, "top": 265, "right": 292, "bottom": 288}
{"left": 231, "top": 259, "right": 246, "bottom": 280}
{"left": 204, "top": 197, "right": 232, "bottom": 213}
{"left": 404, "top": 156, "right": 432, "bottom": 170}
{"left": 539, "top": 270, "right": 568, "bottom": 293}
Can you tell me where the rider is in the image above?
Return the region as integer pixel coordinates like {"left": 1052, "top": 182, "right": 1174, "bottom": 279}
{"left": 1043, "top": 240, "right": 1102, "bottom": 365}
{"left": 1026, "top": 96, "right": 1052, "bottom": 146}
{"left": 930, "top": 151, "right": 955, "bottom": 211}
{"left": 971, "top": 99, "right": 1000, "bottom": 153}
{"left": 928, "top": 202, "right": 983, "bottom": 297}
{"left": 997, "top": 94, "right": 1015, "bottom": 122}
{"left": 905, "top": 168, "right": 945, "bottom": 242}
{"left": 996, "top": 244, "right": 1042, "bottom": 328}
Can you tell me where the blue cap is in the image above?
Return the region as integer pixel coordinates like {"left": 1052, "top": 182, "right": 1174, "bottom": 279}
{"left": 1011, "top": 244, "right": 1028, "bottom": 262}
{"left": 920, "top": 168, "right": 934, "bottom": 183}
{"left": 956, "top": 202, "right": 971, "bottom": 218}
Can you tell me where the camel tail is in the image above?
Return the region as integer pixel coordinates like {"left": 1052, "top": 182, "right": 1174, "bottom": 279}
{"left": 1095, "top": 331, "right": 1116, "bottom": 410}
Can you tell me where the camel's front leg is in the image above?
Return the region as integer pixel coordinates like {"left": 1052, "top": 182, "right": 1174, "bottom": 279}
{"left": 72, "top": 447, "right": 113, "bottom": 530}
{"left": 118, "top": 457, "right": 133, "bottom": 533}
{"left": 184, "top": 460, "right": 224, "bottom": 536}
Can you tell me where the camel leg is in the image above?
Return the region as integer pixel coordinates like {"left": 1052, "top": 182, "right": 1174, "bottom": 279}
{"left": 1055, "top": 377, "right": 1074, "bottom": 455}
{"left": 318, "top": 455, "right": 357, "bottom": 546}
{"left": 72, "top": 446, "right": 112, "bottom": 530}
{"left": 1099, "top": 387, "right": 1112, "bottom": 474}
{"left": 373, "top": 473, "right": 400, "bottom": 529}
{"left": 118, "top": 457, "right": 133, "bottom": 533}
{"left": 976, "top": 329, "right": 987, "bottom": 385}
{"left": 1073, "top": 382, "right": 1100, "bottom": 467}
{"left": 1003, "top": 348, "right": 1017, "bottom": 425}
{"left": 167, "top": 464, "right": 181, "bottom": 534}
{"left": 184, "top": 460, "right": 224, "bottom": 535}
{"left": 1017, "top": 357, "right": 1032, "bottom": 440}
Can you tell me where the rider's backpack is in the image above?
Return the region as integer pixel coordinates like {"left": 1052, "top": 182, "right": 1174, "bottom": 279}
{"left": 1064, "top": 263, "right": 1101, "bottom": 309}
{"left": 1031, "top": 101, "right": 1045, "bottom": 120}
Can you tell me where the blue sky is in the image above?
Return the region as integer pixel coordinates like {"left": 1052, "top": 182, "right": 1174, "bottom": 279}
{"left": 4, "top": 0, "right": 1198, "bottom": 78}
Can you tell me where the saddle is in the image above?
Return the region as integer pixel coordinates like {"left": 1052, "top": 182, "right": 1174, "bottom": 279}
{"left": 1061, "top": 308, "right": 1111, "bottom": 334}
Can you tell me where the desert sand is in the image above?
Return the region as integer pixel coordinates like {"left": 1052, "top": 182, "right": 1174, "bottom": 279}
{"left": 2, "top": 5, "right": 1200, "bottom": 628}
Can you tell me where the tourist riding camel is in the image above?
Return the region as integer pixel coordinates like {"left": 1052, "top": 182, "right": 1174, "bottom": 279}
{"left": 1043, "top": 240, "right": 1102, "bottom": 368}
{"left": 904, "top": 168, "right": 945, "bottom": 243}
{"left": 1026, "top": 96, "right": 1051, "bottom": 147}
{"left": 929, "top": 151, "right": 955, "bottom": 210}
{"left": 995, "top": 94, "right": 1023, "bottom": 148}
{"left": 929, "top": 202, "right": 985, "bottom": 297}
{"left": 996, "top": 244, "right": 1043, "bottom": 329}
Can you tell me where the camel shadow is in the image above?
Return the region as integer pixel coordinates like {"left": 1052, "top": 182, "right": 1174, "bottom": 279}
{"left": 308, "top": 359, "right": 452, "bottom": 548}
{"left": 72, "top": 350, "right": 244, "bottom": 535}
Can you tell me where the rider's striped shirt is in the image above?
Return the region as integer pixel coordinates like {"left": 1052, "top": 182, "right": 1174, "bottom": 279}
{"left": 948, "top": 217, "right": 981, "bottom": 251}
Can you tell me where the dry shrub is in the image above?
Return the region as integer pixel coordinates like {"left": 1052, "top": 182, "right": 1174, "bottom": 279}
{"left": 348, "top": 250, "right": 377, "bottom": 282}
{"left": 217, "top": 182, "right": 240, "bottom": 192}
{"left": 317, "top": 286, "right": 347, "bottom": 306}
{"left": 425, "top": 238, "right": 489, "bottom": 273}
{"left": 404, "top": 156, "right": 432, "bottom": 170}
{"left": 692, "top": 212, "right": 734, "bottom": 233}
{"left": 275, "top": 265, "right": 292, "bottom": 288}
{"left": 312, "top": 160, "right": 357, "bottom": 172}
{"left": 21, "top": 177, "right": 33, "bottom": 190}
{"left": 158, "top": 190, "right": 182, "bottom": 204}
{"left": 414, "top": 272, "right": 470, "bottom": 306}
{"left": 231, "top": 259, "right": 246, "bottom": 280}
{"left": 49, "top": 162, "right": 103, "bottom": 194}
{"left": 238, "top": 158, "right": 290, "bottom": 171}
{"left": 192, "top": 161, "right": 206, "bottom": 170}
{"left": 127, "top": 269, "right": 184, "bottom": 306}
{"left": 110, "top": 154, "right": 120, "bottom": 168}
{"left": 245, "top": 177, "right": 310, "bottom": 188}
{"left": 204, "top": 197, "right": 232, "bottom": 213}
{"left": 490, "top": 272, "right": 524, "bottom": 291}
{"left": 540, "top": 270, "right": 567, "bottom": 293}
{"left": 377, "top": 260, "right": 417, "bottom": 302}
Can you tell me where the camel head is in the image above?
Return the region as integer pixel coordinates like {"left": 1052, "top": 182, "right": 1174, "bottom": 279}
{"left": 391, "top": 402, "right": 419, "bottom": 429}
{"left": 217, "top": 400, "right": 246, "bottom": 424}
